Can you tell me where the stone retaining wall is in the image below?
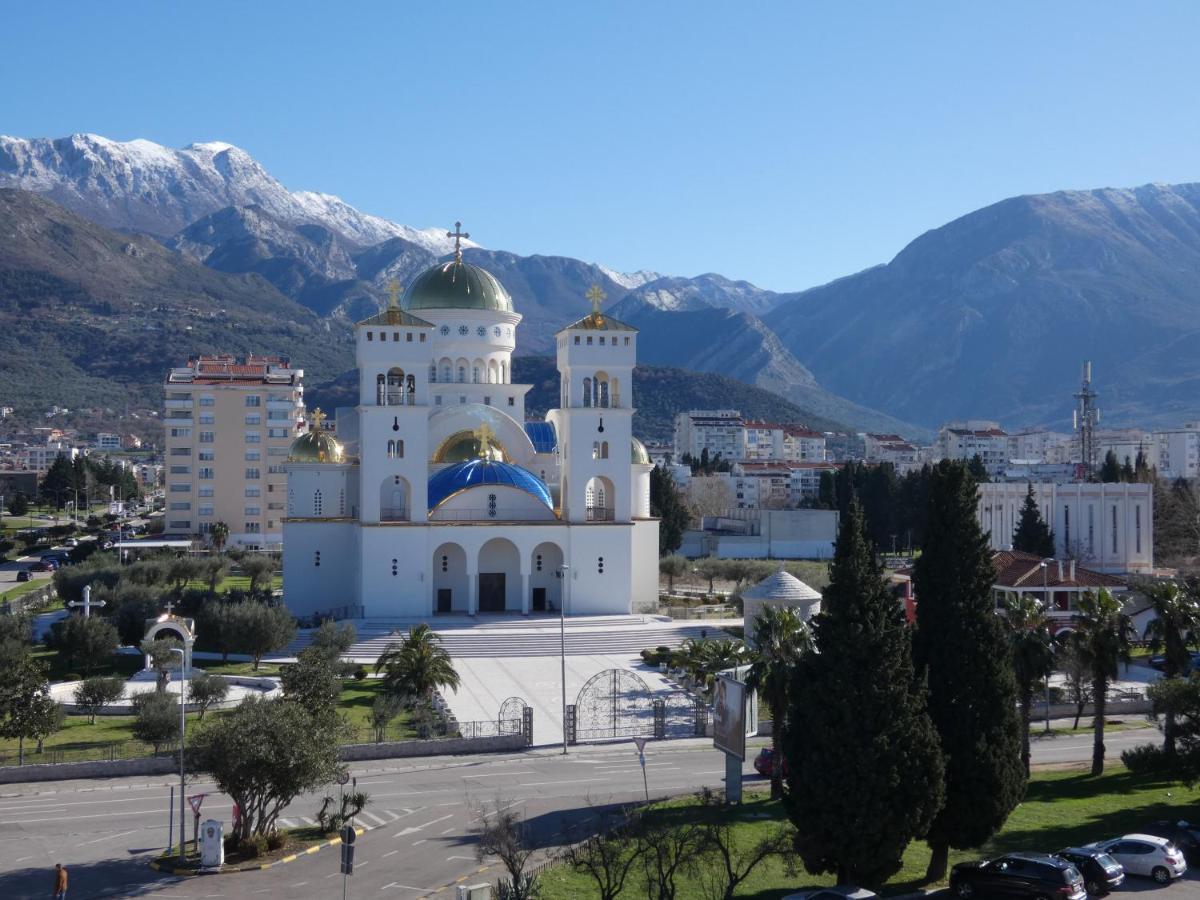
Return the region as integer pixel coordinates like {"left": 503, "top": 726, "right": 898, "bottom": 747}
{"left": 0, "top": 732, "right": 528, "bottom": 784}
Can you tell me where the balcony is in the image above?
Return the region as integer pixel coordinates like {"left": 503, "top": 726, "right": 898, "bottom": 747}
{"left": 377, "top": 390, "right": 415, "bottom": 407}
{"left": 165, "top": 398, "right": 194, "bottom": 410}
{"left": 380, "top": 506, "right": 410, "bottom": 522}
{"left": 586, "top": 507, "right": 615, "bottom": 522}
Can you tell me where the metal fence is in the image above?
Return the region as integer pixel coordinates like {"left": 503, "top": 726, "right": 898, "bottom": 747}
{"left": 0, "top": 739, "right": 179, "bottom": 768}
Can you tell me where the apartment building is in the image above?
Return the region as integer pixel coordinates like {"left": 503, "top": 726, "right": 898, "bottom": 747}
{"left": 673, "top": 409, "right": 744, "bottom": 462}
{"left": 936, "top": 420, "right": 1009, "bottom": 472}
{"left": 1155, "top": 424, "right": 1200, "bottom": 480}
{"left": 23, "top": 440, "right": 79, "bottom": 473}
{"left": 863, "top": 433, "right": 921, "bottom": 473}
{"left": 743, "top": 422, "right": 827, "bottom": 462}
{"left": 163, "top": 355, "right": 304, "bottom": 550}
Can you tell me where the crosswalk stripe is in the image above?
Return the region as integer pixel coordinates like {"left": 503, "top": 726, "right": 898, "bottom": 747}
{"left": 361, "top": 811, "right": 388, "bottom": 826}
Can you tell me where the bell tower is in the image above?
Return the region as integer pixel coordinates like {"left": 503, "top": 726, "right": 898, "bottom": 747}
{"left": 548, "top": 285, "right": 637, "bottom": 524}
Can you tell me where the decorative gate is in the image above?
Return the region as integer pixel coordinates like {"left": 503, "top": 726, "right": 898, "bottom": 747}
{"left": 498, "top": 696, "right": 527, "bottom": 738}
{"left": 574, "top": 669, "right": 656, "bottom": 742}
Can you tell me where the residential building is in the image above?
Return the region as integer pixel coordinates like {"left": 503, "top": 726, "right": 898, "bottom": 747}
{"left": 781, "top": 427, "right": 826, "bottom": 461}
{"left": 163, "top": 354, "right": 305, "bottom": 550}
{"left": 976, "top": 481, "right": 1153, "bottom": 574}
{"left": 988, "top": 550, "right": 1127, "bottom": 632}
{"left": 1155, "top": 424, "right": 1200, "bottom": 480}
{"left": 679, "top": 508, "right": 838, "bottom": 559}
{"left": 673, "top": 409, "right": 744, "bottom": 462}
{"left": 23, "top": 440, "right": 78, "bottom": 474}
{"left": 1009, "top": 429, "right": 1072, "bottom": 464}
{"left": 94, "top": 433, "right": 122, "bottom": 451}
{"left": 863, "top": 433, "right": 921, "bottom": 472}
{"left": 1094, "top": 429, "right": 1156, "bottom": 470}
{"left": 936, "top": 420, "right": 1009, "bottom": 472}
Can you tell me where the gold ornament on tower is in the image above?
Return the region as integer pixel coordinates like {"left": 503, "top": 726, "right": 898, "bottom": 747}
{"left": 287, "top": 407, "right": 345, "bottom": 464}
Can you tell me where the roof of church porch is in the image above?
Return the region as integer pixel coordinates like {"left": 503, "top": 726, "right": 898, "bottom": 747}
{"left": 356, "top": 279, "right": 436, "bottom": 328}
{"left": 557, "top": 284, "right": 638, "bottom": 333}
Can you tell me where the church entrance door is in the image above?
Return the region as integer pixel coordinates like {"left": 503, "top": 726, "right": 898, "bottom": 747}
{"left": 532, "top": 587, "right": 546, "bottom": 612}
{"left": 479, "top": 573, "right": 506, "bottom": 612}
{"left": 437, "top": 589, "right": 452, "bottom": 613}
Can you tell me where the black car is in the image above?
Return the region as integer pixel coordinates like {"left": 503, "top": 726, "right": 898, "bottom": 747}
{"left": 951, "top": 852, "right": 1086, "bottom": 900}
{"left": 1055, "top": 847, "right": 1125, "bottom": 896}
{"left": 1141, "top": 820, "right": 1200, "bottom": 863}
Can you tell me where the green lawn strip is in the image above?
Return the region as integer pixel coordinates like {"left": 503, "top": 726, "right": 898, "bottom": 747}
{"left": 537, "top": 765, "right": 1197, "bottom": 899}
{"left": 196, "top": 660, "right": 284, "bottom": 677}
{"left": 0, "top": 579, "right": 54, "bottom": 602}
{"left": 153, "top": 825, "right": 353, "bottom": 873}
{"left": 1032, "top": 720, "right": 1153, "bottom": 738}
{"left": 338, "top": 677, "right": 416, "bottom": 742}
{"left": 35, "top": 647, "right": 145, "bottom": 682}
{"left": 182, "top": 574, "right": 283, "bottom": 594}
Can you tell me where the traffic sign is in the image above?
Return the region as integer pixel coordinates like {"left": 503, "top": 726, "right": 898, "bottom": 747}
{"left": 336, "top": 771, "right": 350, "bottom": 786}
{"left": 632, "top": 737, "right": 648, "bottom": 755}
{"left": 187, "top": 794, "right": 207, "bottom": 816}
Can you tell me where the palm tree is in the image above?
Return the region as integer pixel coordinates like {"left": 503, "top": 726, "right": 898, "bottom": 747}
{"left": 209, "top": 521, "right": 230, "bottom": 554}
{"left": 1141, "top": 580, "right": 1200, "bottom": 755}
{"left": 745, "top": 605, "right": 813, "bottom": 798}
{"left": 1002, "top": 592, "right": 1055, "bottom": 775}
{"left": 1071, "top": 588, "right": 1136, "bottom": 775}
{"left": 374, "top": 624, "right": 461, "bottom": 706}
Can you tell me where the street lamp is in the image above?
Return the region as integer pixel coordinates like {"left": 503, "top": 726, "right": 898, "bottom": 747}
{"left": 556, "top": 564, "right": 569, "bottom": 755}
{"left": 1040, "top": 559, "right": 1053, "bottom": 734}
{"left": 170, "top": 647, "right": 189, "bottom": 862}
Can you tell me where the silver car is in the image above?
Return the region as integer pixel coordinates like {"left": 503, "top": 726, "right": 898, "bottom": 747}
{"left": 1087, "top": 834, "right": 1187, "bottom": 883}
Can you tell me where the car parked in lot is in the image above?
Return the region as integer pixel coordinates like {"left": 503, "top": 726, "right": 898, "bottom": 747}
{"left": 1140, "top": 820, "right": 1200, "bottom": 863}
{"left": 951, "top": 852, "right": 1085, "bottom": 900}
{"left": 782, "top": 887, "right": 877, "bottom": 900}
{"left": 1054, "top": 847, "right": 1124, "bottom": 896}
{"left": 754, "top": 747, "right": 788, "bottom": 778}
{"left": 1086, "top": 835, "right": 1187, "bottom": 883}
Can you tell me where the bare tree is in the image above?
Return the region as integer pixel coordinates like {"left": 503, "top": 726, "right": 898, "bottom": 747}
{"left": 1057, "top": 635, "right": 1092, "bottom": 729}
{"left": 696, "top": 790, "right": 791, "bottom": 900}
{"left": 473, "top": 797, "right": 539, "bottom": 900}
{"left": 639, "top": 817, "right": 705, "bottom": 900}
{"left": 687, "top": 477, "right": 735, "bottom": 520}
{"left": 560, "top": 806, "right": 645, "bottom": 900}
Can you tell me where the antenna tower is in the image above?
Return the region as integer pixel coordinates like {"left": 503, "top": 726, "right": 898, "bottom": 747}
{"left": 1073, "top": 360, "right": 1100, "bottom": 476}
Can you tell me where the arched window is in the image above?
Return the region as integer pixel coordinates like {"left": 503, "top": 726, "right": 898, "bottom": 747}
{"left": 592, "top": 441, "right": 600, "bottom": 460}
{"left": 386, "top": 368, "right": 405, "bottom": 405}
{"left": 598, "top": 378, "right": 609, "bottom": 408}
{"left": 387, "top": 439, "right": 395, "bottom": 457}
{"left": 396, "top": 439, "right": 404, "bottom": 458}
{"left": 313, "top": 490, "right": 323, "bottom": 516}
{"left": 407, "top": 374, "right": 416, "bottom": 399}
{"left": 441, "top": 361, "right": 452, "bottom": 382}
{"left": 457, "top": 365, "right": 466, "bottom": 383}
{"left": 601, "top": 441, "right": 609, "bottom": 459}
{"left": 473, "top": 365, "right": 481, "bottom": 383}
{"left": 501, "top": 360, "right": 508, "bottom": 383}
{"left": 429, "top": 362, "right": 437, "bottom": 383}
{"left": 611, "top": 376, "right": 620, "bottom": 408}
{"left": 583, "top": 377, "right": 592, "bottom": 407}
{"left": 376, "top": 373, "right": 386, "bottom": 405}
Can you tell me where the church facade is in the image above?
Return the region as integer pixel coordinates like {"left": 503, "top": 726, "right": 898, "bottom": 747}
{"left": 282, "top": 235, "right": 660, "bottom": 619}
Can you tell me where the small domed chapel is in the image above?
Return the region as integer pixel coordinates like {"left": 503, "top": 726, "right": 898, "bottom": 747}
{"left": 283, "top": 226, "right": 660, "bottom": 618}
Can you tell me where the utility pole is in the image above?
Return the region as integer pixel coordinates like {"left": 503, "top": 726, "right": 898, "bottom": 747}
{"left": 557, "top": 564, "right": 569, "bottom": 755}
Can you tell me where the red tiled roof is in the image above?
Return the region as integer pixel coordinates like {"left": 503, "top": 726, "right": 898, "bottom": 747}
{"left": 990, "top": 550, "right": 1125, "bottom": 589}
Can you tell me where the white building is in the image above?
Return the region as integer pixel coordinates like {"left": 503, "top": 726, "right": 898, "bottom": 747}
{"left": 742, "top": 422, "right": 826, "bottom": 462}
{"left": 863, "top": 433, "right": 921, "bottom": 472}
{"left": 937, "top": 420, "right": 1009, "bottom": 472}
{"left": 1155, "top": 424, "right": 1200, "bottom": 480}
{"left": 94, "top": 433, "right": 122, "bottom": 451}
{"left": 1009, "top": 429, "right": 1073, "bottom": 464}
{"left": 282, "top": 249, "right": 659, "bottom": 619}
{"left": 1094, "top": 429, "right": 1155, "bottom": 470}
{"left": 977, "top": 481, "right": 1153, "bottom": 575}
{"left": 674, "top": 410, "right": 744, "bottom": 462}
{"left": 23, "top": 440, "right": 78, "bottom": 473}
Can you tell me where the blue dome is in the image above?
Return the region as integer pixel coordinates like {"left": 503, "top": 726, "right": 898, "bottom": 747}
{"left": 428, "top": 459, "right": 553, "bottom": 512}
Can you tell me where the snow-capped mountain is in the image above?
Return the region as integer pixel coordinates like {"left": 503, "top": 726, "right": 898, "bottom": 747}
{"left": 0, "top": 134, "right": 465, "bottom": 253}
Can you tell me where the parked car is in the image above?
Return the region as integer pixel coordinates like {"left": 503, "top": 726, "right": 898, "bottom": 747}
{"left": 754, "top": 747, "right": 788, "bottom": 778}
{"left": 783, "top": 888, "right": 877, "bottom": 900}
{"left": 1140, "top": 820, "right": 1200, "bottom": 863}
{"left": 15, "top": 570, "right": 31, "bottom": 582}
{"left": 28, "top": 560, "right": 55, "bottom": 573}
{"left": 950, "top": 852, "right": 1085, "bottom": 900}
{"left": 1086, "top": 835, "right": 1187, "bottom": 883}
{"left": 1055, "top": 847, "right": 1125, "bottom": 896}
{"left": 63, "top": 538, "right": 79, "bottom": 547}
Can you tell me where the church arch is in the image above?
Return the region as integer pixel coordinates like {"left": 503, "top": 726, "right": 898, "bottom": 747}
{"left": 455, "top": 357, "right": 469, "bottom": 384}
{"left": 440, "top": 357, "right": 453, "bottom": 383}
{"left": 478, "top": 537, "right": 522, "bottom": 612}
{"left": 432, "top": 542, "right": 468, "bottom": 613}
{"left": 472, "top": 358, "right": 484, "bottom": 384}
{"left": 583, "top": 377, "right": 592, "bottom": 407}
{"left": 386, "top": 367, "right": 405, "bottom": 405}
{"left": 530, "top": 542, "right": 564, "bottom": 611}
{"left": 488, "top": 359, "right": 499, "bottom": 384}
{"left": 501, "top": 360, "right": 508, "bottom": 384}
{"left": 380, "top": 475, "right": 410, "bottom": 522}
{"left": 585, "top": 476, "right": 615, "bottom": 521}
{"left": 429, "top": 361, "right": 438, "bottom": 383}
{"left": 611, "top": 376, "right": 620, "bottom": 408}
{"left": 594, "top": 371, "right": 610, "bottom": 408}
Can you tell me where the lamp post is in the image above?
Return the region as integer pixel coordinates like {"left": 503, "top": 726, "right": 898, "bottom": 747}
{"left": 1040, "top": 559, "right": 1052, "bottom": 733}
{"left": 170, "top": 647, "right": 189, "bottom": 862}
{"left": 557, "top": 564, "right": 569, "bottom": 755}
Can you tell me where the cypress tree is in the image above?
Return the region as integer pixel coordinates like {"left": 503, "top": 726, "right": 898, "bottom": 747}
{"left": 784, "top": 497, "right": 945, "bottom": 887}
{"left": 1098, "top": 450, "right": 1122, "bottom": 483}
{"left": 650, "top": 465, "right": 689, "bottom": 555}
{"left": 912, "top": 461, "right": 1025, "bottom": 881}
{"left": 1011, "top": 483, "right": 1056, "bottom": 558}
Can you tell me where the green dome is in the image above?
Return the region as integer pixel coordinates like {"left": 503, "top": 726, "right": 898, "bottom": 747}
{"left": 401, "top": 260, "right": 513, "bottom": 313}
{"left": 288, "top": 429, "right": 345, "bottom": 464}
{"left": 631, "top": 437, "right": 651, "bottom": 465}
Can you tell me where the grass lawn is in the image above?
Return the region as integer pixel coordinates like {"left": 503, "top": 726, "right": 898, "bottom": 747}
{"left": 0, "top": 579, "right": 53, "bottom": 602}
{"left": 198, "top": 660, "right": 284, "bottom": 677}
{"left": 183, "top": 574, "right": 283, "bottom": 594}
{"left": 339, "top": 677, "right": 417, "bottom": 743}
{"left": 156, "top": 824, "right": 356, "bottom": 872}
{"left": 537, "top": 765, "right": 1198, "bottom": 899}
{"left": 34, "top": 647, "right": 144, "bottom": 682}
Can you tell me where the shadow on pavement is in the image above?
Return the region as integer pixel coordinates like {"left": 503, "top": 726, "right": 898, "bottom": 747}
{"left": 0, "top": 854, "right": 175, "bottom": 900}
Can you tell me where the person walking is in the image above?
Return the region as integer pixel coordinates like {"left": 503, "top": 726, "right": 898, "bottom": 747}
{"left": 52, "top": 862, "right": 68, "bottom": 899}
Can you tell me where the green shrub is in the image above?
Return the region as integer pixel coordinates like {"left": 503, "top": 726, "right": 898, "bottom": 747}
{"left": 265, "top": 830, "right": 285, "bottom": 851}
{"left": 353, "top": 666, "right": 367, "bottom": 681}
{"left": 240, "top": 834, "right": 269, "bottom": 858}
{"left": 1121, "top": 744, "right": 1173, "bottom": 775}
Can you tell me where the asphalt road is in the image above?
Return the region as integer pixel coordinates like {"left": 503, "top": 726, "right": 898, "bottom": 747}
{"left": 0, "top": 726, "right": 1163, "bottom": 900}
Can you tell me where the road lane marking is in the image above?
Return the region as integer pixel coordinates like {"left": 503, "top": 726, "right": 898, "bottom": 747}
{"left": 395, "top": 813, "right": 454, "bottom": 837}
{"left": 384, "top": 849, "right": 400, "bottom": 858}
{"left": 461, "top": 770, "right": 534, "bottom": 778}
{"left": 413, "top": 839, "right": 427, "bottom": 846}
{"left": 518, "top": 778, "right": 606, "bottom": 787}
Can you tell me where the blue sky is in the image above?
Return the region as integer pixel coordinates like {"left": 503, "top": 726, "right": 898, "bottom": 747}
{"left": 3, "top": 1, "right": 1198, "bottom": 291}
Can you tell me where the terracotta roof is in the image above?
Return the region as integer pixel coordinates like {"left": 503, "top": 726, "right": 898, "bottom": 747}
{"left": 356, "top": 308, "right": 435, "bottom": 328}
{"left": 991, "top": 550, "right": 1125, "bottom": 589}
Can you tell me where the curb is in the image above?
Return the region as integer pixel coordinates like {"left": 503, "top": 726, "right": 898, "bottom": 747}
{"left": 148, "top": 825, "right": 365, "bottom": 876}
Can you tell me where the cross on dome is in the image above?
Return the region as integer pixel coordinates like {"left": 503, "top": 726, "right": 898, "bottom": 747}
{"left": 474, "top": 422, "right": 495, "bottom": 458}
{"left": 162, "top": 598, "right": 176, "bottom": 617}
{"left": 447, "top": 221, "right": 470, "bottom": 263}
{"left": 586, "top": 284, "right": 607, "bottom": 318}
{"left": 311, "top": 408, "right": 326, "bottom": 431}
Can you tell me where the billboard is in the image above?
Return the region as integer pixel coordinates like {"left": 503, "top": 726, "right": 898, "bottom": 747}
{"left": 712, "top": 674, "right": 747, "bottom": 760}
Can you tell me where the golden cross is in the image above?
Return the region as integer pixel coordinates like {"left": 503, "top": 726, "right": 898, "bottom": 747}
{"left": 586, "top": 284, "right": 607, "bottom": 317}
{"left": 475, "top": 422, "right": 495, "bottom": 458}
{"left": 312, "top": 408, "right": 326, "bottom": 431}
{"left": 447, "top": 221, "right": 470, "bottom": 262}
{"left": 387, "top": 279, "right": 402, "bottom": 308}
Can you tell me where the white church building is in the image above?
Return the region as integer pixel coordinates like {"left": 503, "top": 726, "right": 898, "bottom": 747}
{"left": 282, "top": 235, "right": 660, "bottom": 619}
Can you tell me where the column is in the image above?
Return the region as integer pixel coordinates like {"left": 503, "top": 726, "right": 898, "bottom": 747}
{"left": 521, "top": 571, "right": 531, "bottom": 616}
{"left": 467, "top": 563, "right": 478, "bottom": 616}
